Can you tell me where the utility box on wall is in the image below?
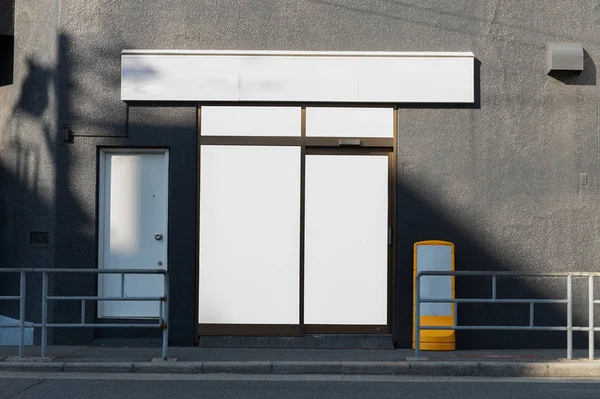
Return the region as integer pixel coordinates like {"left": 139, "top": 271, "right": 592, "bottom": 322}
{"left": 413, "top": 240, "right": 456, "bottom": 351}
{"left": 547, "top": 43, "right": 584, "bottom": 74}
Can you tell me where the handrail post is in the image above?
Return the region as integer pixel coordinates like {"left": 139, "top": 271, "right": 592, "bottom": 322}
{"left": 590, "top": 275, "right": 594, "bottom": 360}
{"left": 529, "top": 303, "right": 534, "bottom": 328}
{"left": 41, "top": 271, "right": 48, "bottom": 358}
{"left": 19, "top": 271, "right": 26, "bottom": 358}
{"left": 81, "top": 300, "right": 86, "bottom": 325}
{"left": 453, "top": 302, "right": 458, "bottom": 328}
{"left": 162, "top": 272, "right": 169, "bottom": 360}
{"left": 120, "top": 273, "right": 125, "bottom": 297}
{"left": 567, "top": 274, "right": 573, "bottom": 360}
{"left": 415, "top": 273, "right": 421, "bottom": 358}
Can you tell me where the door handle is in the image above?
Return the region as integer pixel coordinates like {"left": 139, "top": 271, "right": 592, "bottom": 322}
{"left": 338, "top": 139, "right": 362, "bottom": 146}
{"left": 154, "top": 233, "right": 163, "bottom": 241}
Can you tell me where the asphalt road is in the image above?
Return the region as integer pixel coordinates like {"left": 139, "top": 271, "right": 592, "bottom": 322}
{"left": 1, "top": 373, "right": 600, "bottom": 399}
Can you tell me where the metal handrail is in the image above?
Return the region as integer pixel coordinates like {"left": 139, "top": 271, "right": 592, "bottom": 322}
{"left": 415, "top": 271, "right": 600, "bottom": 360}
{"left": 0, "top": 268, "right": 169, "bottom": 359}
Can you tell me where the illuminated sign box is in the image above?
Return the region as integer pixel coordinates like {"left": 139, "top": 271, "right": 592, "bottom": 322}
{"left": 413, "top": 240, "right": 455, "bottom": 351}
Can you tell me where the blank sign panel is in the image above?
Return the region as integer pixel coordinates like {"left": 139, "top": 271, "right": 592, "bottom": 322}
{"left": 201, "top": 107, "right": 301, "bottom": 137}
{"left": 306, "top": 107, "right": 393, "bottom": 138}
{"left": 416, "top": 244, "right": 453, "bottom": 316}
{"left": 304, "top": 155, "right": 389, "bottom": 325}
{"left": 199, "top": 146, "right": 301, "bottom": 324}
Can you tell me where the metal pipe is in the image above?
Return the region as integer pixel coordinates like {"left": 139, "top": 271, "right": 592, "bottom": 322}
{"left": 419, "top": 298, "right": 567, "bottom": 304}
{"left": 47, "top": 296, "right": 163, "bottom": 301}
{"left": 121, "top": 274, "right": 125, "bottom": 297}
{"left": 159, "top": 297, "right": 163, "bottom": 324}
{"left": 19, "top": 271, "right": 26, "bottom": 358}
{"left": 492, "top": 276, "right": 497, "bottom": 300}
{"left": 415, "top": 274, "right": 421, "bottom": 358}
{"left": 453, "top": 303, "right": 458, "bottom": 328}
{"left": 567, "top": 275, "right": 573, "bottom": 360}
{"left": 417, "top": 325, "right": 569, "bottom": 331}
{"left": 529, "top": 303, "right": 534, "bottom": 328}
{"left": 590, "top": 276, "right": 595, "bottom": 360}
{"left": 40, "top": 324, "right": 161, "bottom": 328}
{"left": 41, "top": 272, "right": 48, "bottom": 358}
{"left": 0, "top": 268, "right": 167, "bottom": 274}
{"left": 162, "top": 273, "right": 169, "bottom": 360}
{"left": 417, "top": 271, "right": 600, "bottom": 278}
{"left": 0, "top": 296, "right": 22, "bottom": 300}
{"left": 81, "top": 300, "right": 86, "bottom": 325}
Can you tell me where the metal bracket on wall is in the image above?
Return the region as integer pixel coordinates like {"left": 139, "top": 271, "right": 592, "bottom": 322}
{"left": 62, "top": 128, "right": 72, "bottom": 142}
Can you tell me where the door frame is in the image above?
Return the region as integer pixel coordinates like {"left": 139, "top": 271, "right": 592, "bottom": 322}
{"left": 302, "top": 148, "right": 393, "bottom": 335}
{"left": 195, "top": 104, "right": 397, "bottom": 342}
{"left": 97, "top": 147, "right": 170, "bottom": 319}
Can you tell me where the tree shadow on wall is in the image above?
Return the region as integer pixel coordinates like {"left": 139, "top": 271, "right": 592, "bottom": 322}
{"left": 1, "top": 32, "right": 197, "bottom": 350}
{"left": 0, "top": 56, "right": 57, "bottom": 345}
{"left": 396, "top": 179, "right": 599, "bottom": 351}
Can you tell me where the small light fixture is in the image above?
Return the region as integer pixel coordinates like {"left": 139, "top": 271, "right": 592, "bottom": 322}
{"left": 62, "top": 128, "right": 72, "bottom": 142}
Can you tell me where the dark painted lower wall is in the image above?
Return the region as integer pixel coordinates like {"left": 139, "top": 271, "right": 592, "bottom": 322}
{"left": 51, "top": 105, "right": 197, "bottom": 345}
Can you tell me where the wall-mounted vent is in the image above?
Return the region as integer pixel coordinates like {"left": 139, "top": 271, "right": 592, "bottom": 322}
{"left": 547, "top": 43, "right": 583, "bottom": 74}
{"left": 30, "top": 231, "right": 50, "bottom": 246}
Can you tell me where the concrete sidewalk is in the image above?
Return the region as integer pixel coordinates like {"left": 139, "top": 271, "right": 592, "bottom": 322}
{"left": 1, "top": 345, "right": 599, "bottom": 378}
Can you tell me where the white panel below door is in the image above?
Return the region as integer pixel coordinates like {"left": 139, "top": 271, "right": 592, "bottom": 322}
{"left": 99, "top": 151, "right": 168, "bottom": 318}
{"left": 304, "top": 155, "right": 389, "bottom": 325}
{"left": 199, "top": 146, "right": 301, "bottom": 324}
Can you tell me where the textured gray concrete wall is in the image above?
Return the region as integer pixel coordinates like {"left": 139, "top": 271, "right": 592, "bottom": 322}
{"left": 3, "top": 0, "right": 600, "bottom": 347}
{"left": 0, "top": 0, "right": 59, "bottom": 341}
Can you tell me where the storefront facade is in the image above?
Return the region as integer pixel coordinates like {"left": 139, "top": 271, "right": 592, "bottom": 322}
{"left": 1, "top": 1, "right": 599, "bottom": 349}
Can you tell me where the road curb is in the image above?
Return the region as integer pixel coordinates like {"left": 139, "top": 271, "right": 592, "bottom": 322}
{"left": 63, "top": 362, "right": 134, "bottom": 373}
{"left": 1, "top": 360, "right": 600, "bottom": 377}
{"left": 0, "top": 362, "right": 65, "bottom": 372}
{"left": 133, "top": 361, "right": 201, "bottom": 374}
{"left": 272, "top": 361, "right": 341, "bottom": 374}
{"left": 409, "top": 361, "right": 481, "bottom": 376}
{"left": 202, "top": 361, "right": 272, "bottom": 374}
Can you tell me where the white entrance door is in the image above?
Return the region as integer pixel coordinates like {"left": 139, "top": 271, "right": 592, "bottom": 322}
{"left": 98, "top": 150, "right": 169, "bottom": 318}
{"left": 304, "top": 154, "right": 389, "bottom": 325}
